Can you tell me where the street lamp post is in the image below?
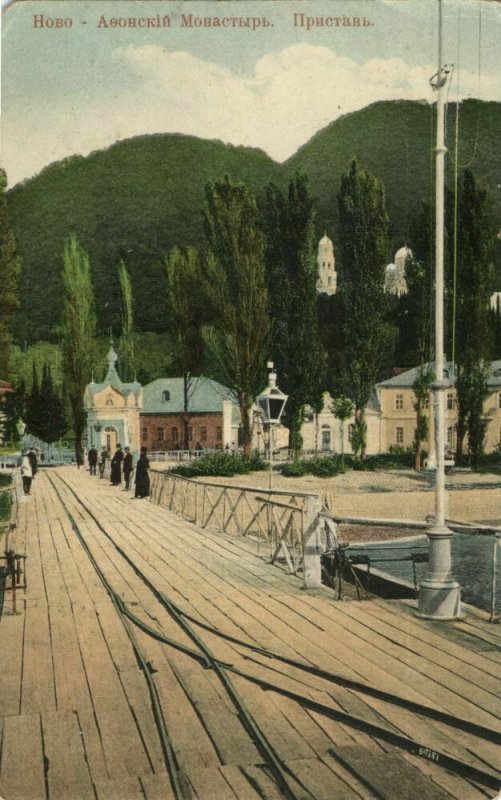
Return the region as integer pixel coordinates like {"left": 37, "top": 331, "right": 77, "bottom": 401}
{"left": 257, "top": 362, "right": 288, "bottom": 490}
{"left": 418, "top": 0, "right": 461, "bottom": 619}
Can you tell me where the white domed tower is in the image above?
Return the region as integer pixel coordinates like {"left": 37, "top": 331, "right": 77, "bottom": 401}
{"left": 317, "top": 232, "right": 337, "bottom": 295}
{"left": 385, "top": 245, "right": 411, "bottom": 296}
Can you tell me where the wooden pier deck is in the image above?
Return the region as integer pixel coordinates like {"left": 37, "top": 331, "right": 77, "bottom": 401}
{"left": 1, "top": 467, "right": 500, "bottom": 800}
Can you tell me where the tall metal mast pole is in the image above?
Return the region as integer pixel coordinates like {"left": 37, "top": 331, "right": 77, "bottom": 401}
{"left": 418, "top": 0, "right": 461, "bottom": 619}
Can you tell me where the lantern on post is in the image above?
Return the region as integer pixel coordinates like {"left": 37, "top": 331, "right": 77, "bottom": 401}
{"left": 257, "top": 362, "right": 288, "bottom": 489}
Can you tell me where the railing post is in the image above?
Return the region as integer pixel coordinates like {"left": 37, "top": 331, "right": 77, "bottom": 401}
{"left": 302, "top": 495, "right": 323, "bottom": 590}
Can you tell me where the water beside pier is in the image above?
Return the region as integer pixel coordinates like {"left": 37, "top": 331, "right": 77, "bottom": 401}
{"left": 349, "top": 532, "right": 501, "bottom": 612}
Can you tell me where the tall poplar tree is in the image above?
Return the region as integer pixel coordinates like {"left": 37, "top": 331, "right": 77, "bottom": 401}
{"left": 0, "top": 170, "right": 20, "bottom": 378}
{"left": 166, "top": 246, "right": 204, "bottom": 450}
{"left": 118, "top": 260, "right": 136, "bottom": 381}
{"left": 338, "top": 160, "right": 394, "bottom": 459}
{"left": 61, "top": 235, "right": 96, "bottom": 464}
{"left": 263, "top": 174, "right": 325, "bottom": 461}
{"left": 453, "top": 170, "right": 494, "bottom": 465}
{"left": 202, "top": 176, "right": 270, "bottom": 457}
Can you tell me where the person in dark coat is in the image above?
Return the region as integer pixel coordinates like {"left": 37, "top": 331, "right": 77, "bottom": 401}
{"left": 110, "top": 444, "right": 124, "bottom": 486}
{"left": 123, "top": 447, "right": 133, "bottom": 490}
{"left": 28, "top": 448, "right": 38, "bottom": 479}
{"left": 88, "top": 447, "right": 98, "bottom": 475}
{"left": 98, "top": 449, "right": 108, "bottom": 479}
{"left": 134, "top": 447, "right": 150, "bottom": 498}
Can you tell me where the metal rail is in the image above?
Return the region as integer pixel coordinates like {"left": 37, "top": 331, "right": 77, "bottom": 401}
{"left": 48, "top": 473, "right": 501, "bottom": 795}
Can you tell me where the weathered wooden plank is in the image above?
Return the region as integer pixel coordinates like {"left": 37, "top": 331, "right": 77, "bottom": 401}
{"left": 219, "top": 765, "right": 266, "bottom": 800}
{"left": 42, "top": 709, "right": 95, "bottom": 800}
{"left": 49, "top": 606, "right": 94, "bottom": 713}
{"left": 70, "top": 603, "right": 152, "bottom": 779}
{"left": 76, "top": 707, "right": 110, "bottom": 783}
{"left": 139, "top": 770, "right": 177, "bottom": 800}
{"left": 187, "top": 766, "right": 239, "bottom": 800}
{"left": 21, "top": 605, "right": 57, "bottom": 714}
{"left": 0, "top": 613, "right": 24, "bottom": 716}
{"left": 94, "top": 776, "right": 145, "bottom": 800}
{"left": 0, "top": 713, "right": 45, "bottom": 800}
{"left": 284, "top": 757, "right": 362, "bottom": 800}
{"left": 333, "top": 745, "right": 455, "bottom": 800}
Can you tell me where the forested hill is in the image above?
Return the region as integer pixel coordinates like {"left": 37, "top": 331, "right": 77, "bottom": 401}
{"left": 7, "top": 99, "right": 501, "bottom": 344}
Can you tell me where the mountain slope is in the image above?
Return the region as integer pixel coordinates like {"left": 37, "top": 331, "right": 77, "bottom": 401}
{"left": 7, "top": 99, "right": 501, "bottom": 343}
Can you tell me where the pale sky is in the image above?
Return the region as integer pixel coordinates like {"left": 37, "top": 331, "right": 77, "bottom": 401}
{"left": 2, "top": 0, "right": 500, "bottom": 186}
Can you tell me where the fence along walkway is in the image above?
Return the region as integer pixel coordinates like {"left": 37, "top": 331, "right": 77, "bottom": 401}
{"left": 149, "top": 470, "right": 338, "bottom": 588}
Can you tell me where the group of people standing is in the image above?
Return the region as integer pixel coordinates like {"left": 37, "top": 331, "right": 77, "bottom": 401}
{"left": 87, "top": 444, "right": 150, "bottom": 498}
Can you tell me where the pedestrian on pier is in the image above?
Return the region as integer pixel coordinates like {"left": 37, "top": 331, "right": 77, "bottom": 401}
{"left": 28, "top": 447, "right": 38, "bottom": 479}
{"left": 98, "top": 449, "right": 108, "bottom": 479}
{"left": 123, "top": 447, "right": 133, "bottom": 490}
{"left": 110, "top": 444, "right": 124, "bottom": 486}
{"left": 134, "top": 447, "right": 150, "bottom": 498}
{"left": 88, "top": 447, "right": 98, "bottom": 476}
{"left": 21, "top": 452, "right": 33, "bottom": 496}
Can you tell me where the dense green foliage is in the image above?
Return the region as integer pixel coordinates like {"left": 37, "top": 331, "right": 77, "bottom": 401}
{"left": 280, "top": 455, "right": 344, "bottom": 478}
{"left": 0, "top": 170, "right": 20, "bottom": 377}
{"left": 263, "top": 175, "right": 325, "bottom": 461}
{"left": 169, "top": 451, "right": 266, "bottom": 478}
{"left": 7, "top": 100, "right": 500, "bottom": 346}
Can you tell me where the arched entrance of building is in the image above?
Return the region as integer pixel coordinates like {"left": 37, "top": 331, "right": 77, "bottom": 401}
{"left": 104, "top": 426, "right": 118, "bottom": 453}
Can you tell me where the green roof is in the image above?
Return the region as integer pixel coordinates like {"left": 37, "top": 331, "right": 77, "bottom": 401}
{"left": 142, "top": 377, "right": 237, "bottom": 414}
{"left": 378, "top": 360, "right": 501, "bottom": 389}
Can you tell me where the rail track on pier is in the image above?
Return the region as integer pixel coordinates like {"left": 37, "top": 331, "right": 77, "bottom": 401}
{"left": 37, "top": 469, "right": 501, "bottom": 800}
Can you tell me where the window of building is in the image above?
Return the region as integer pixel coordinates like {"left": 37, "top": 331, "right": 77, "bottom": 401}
{"left": 498, "top": 392, "right": 501, "bottom": 409}
{"left": 142, "top": 428, "right": 148, "bottom": 441}
{"left": 106, "top": 397, "right": 114, "bottom": 406}
{"left": 216, "top": 427, "right": 222, "bottom": 441}
{"left": 447, "top": 427, "right": 455, "bottom": 448}
{"left": 172, "top": 427, "right": 178, "bottom": 443}
{"left": 447, "top": 393, "right": 454, "bottom": 410}
{"left": 188, "top": 427, "right": 193, "bottom": 441}
{"left": 157, "top": 427, "right": 164, "bottom": 442}
{"left": 395, "top": 394, "right": 404, "bottom": 410}
{"left": 162, "top": 390, "right": 170, "bottom": 402}
{"left": 200, "top": 427, "right": 207, "bottom": 442}
{"left": 395, "top": 427, "right": 404, "bottom": 445}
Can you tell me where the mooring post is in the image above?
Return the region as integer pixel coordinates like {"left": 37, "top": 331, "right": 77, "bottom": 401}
{"left": 302, "top": 495, "right": 322, "bottom": 590}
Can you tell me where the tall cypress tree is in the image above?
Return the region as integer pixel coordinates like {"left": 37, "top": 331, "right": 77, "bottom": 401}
{"left": 338, "top": 160, "right": 395, "bottom": 459}
{"left": 61, "top": 235, "right": 96, "bottom": 465}
{"left": 39, "top": 364, "right": 67, "bottom": 445}
{"left": 25, "top": 361, "right": 43, "bottom": 438}
{"left": 263, "top": 174, "right": 325, "bottom": 461}
{"left": 0, "top": 170, "right": 20, "bottom": 378}
{"left": 202, "top": 176, "right": 270, "bottom": 457}
{"left": 454, "top": 170, "right": 495, "bottom": 465}
{"left": 118, "top": 260, "right": 136, "bottom": 382}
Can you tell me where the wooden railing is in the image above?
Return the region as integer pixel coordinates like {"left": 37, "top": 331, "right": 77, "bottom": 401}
{"left": 148, "top": 469, "right": 333, "bottom": 588}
